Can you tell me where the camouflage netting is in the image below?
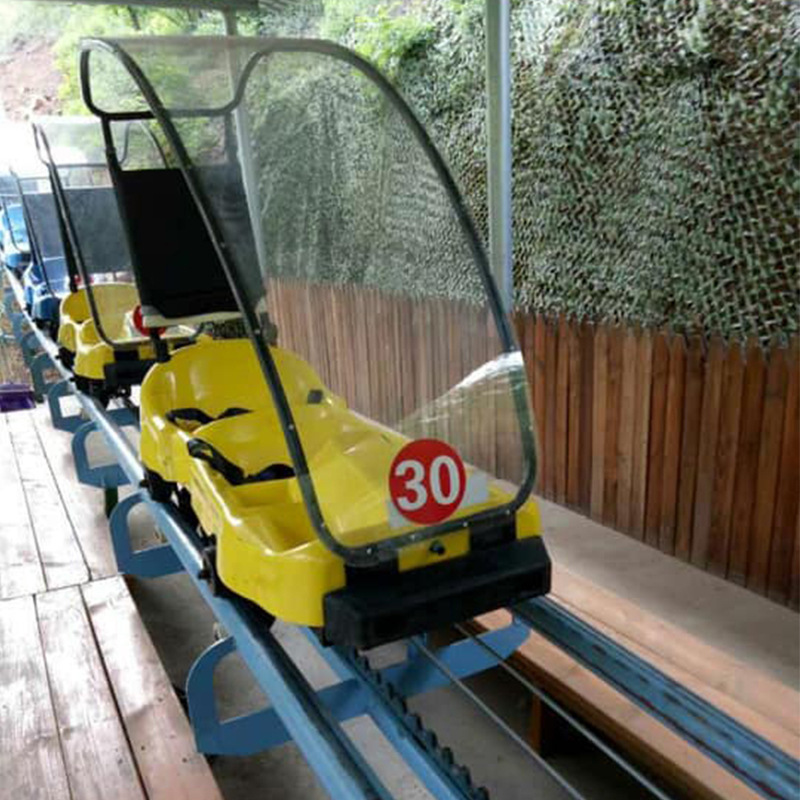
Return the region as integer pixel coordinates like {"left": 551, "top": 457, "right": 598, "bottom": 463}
{"left": 255, "top": 1, "right": 800, "bottom": 344}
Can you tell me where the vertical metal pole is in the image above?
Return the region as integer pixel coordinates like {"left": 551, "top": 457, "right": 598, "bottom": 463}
{"left": 223, "top": 11, "right": 269, "bottom": 278}
{"left": 485, "top": 0, "right": 513, "bottom": 311}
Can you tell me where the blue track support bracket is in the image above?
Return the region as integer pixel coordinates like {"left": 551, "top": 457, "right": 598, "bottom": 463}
{"left": 20, "top": 329, "right": 41, "bottom": 367}
{"left": 516, "top": 598, "right": 800, "bottom": 800}
{"left": 109, "top": 491, "right": 182, "bottom": 578}
{"left": 11, "top": 311, "right": 27, "bottom": 343}
{"left": 47, "top": 380, "right": 84, "bottom": 432}
{"left": 3, "top": 287, "right": 15, "bottom": 317}
{"left": 30, "top": 351, "right": 57, "bottom": 400}
{"left": 186, "top": 621, "right": 526, "bottom": 759}
{"left": 72, "top": 417, "right": 137, "bottom": 488}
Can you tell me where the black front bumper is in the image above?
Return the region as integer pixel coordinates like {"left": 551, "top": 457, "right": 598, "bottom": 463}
{"left": 323, "top": 536, "right": 551, "bottom": 649}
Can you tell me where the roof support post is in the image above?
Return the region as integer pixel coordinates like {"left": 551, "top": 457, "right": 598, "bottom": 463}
{"left": 485, "top": 0, "right": 513, "bottom": 311}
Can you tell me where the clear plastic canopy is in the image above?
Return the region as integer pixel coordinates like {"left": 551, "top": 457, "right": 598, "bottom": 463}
{"left": 82, "top": 36, "right": 537, "bottom": 564}
{"left": 34, "top": 116, "right": 176, "bottom": 348}
{"left": 0, "top": 174, "right": 29, "bottom": 255}
{"left": 13, "top": 169, "right": 67, "bottom": 297}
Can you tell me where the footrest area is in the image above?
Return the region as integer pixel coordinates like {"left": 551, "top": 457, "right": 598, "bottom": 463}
{"left": 324, "top": 536, "right": 551, "bottom": 648}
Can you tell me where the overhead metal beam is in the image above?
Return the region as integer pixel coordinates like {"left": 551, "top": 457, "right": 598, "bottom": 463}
{"left": 485, "top": 0, "right": 514, "bottom": 312}
{"left": 11, "top": 0, "right": 260, "bottom": 11}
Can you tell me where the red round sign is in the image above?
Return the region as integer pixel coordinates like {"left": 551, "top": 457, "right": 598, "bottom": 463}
{"left": 388, "top": 439, "right": 467, "bottom": 525}
{"left": 132, "top": 305, "right": 165, "bottom": 337}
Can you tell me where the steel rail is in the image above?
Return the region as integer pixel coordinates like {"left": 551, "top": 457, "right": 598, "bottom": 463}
{"left": 412, "top": 636, "right": 586, "bottom": 800}
{"left": 453, "top": 623, "right": 675, "bottom": 800}
{"left": 516, "top": 599, "right": 800, "bottom": 800}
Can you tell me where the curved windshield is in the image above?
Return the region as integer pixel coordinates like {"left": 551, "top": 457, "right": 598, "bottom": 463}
{"left": 34, "top": 116, "right": 192, "bottom": 349}
{"left": 12, "top": 168, "right": 69, "bottom": 297}
{"left": 0, "top": 201, "right": 29, "bottom": 251}
{"left": 82, "top": 36, "right": 536, "bottom": 565}
{"left": 0, "top": 174, "right": 28, "bottom": 253}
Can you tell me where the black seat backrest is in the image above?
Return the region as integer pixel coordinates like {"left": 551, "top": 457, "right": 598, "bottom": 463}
{"left": 22, "top": 192, "right": 65, "bottom": 261}
{"left": 62, "top": 186, "right": 131, "bottom": 276}
{"left": 112, "top": 166, "right": 245, "bottom": 320}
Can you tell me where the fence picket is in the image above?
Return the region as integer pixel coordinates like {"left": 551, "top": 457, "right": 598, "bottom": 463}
{"left": 603, "top": 327, "right": 623, "bottom": 527}
{"left": 728, "top": 342, "right": 767, "bottom": 584}
{"left": 567, "top": 322, "right": 582, "bottom": 506}
{"left": 659, "top": 335, "right": 686, "bottom": 555}
{"left": 579, "top": 322, "right": 595, "bottom": 510}
{"left": 748, "top": 348, "right": 789, "bottom": 594}
{"left": 706, "top": 342, "right": 745, "bottom": 576}
{"left": 544, "top": 319, "right": 558, "bottom": 499}
{"left": 590, "top": 326, "right": 608, "bottom": 521}
{"left": 631, "top": 329, "right": 653, "bottom": 538}
{"left": 555, "top": 317, "right": 570, "bottom": 503}
{"left": 616, "top": 329, "right": 638, "bottom": 532}
{"left": 645, "top": 332, "right": 670, "bottom": 547}
{"left": 690, "top": 337, "right": 725, "bottom": 568}
{"left": 674, "top": 337, "right": 704, "bottom": 562}
{"left": 534, "top": 317, "right": 547, "bottom": 493}
{"left": 767, "top": 344, "right": 800, "bottom": 603}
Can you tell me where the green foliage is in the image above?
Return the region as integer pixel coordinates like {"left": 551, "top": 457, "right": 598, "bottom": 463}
{"left": 52, "top": 6, "right": 223, "bottom": 115}
{"left": 320, "top": 0, "right": 434, "bottom": 76}
{"left": 351, "top": 5, "right": 434, "bottom": 75}
{"left": 445, "top": 0, "right": 484, "bottom": 33}
{"left": 0, "top": 2, "right": 71, "bottom": 55}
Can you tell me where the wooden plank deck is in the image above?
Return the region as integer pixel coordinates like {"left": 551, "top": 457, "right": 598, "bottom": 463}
{"left": 0, "top": 408, "right": 223, "bottom": 800}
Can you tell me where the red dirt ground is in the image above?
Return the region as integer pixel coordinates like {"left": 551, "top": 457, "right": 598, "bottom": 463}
{"left": 0, "top": 38, "right": 62, "bottom": 120}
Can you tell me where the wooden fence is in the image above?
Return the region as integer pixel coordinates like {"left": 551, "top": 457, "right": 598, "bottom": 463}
{"left": 514, "top": 317, "right": 799, "bottom": 609}
{"left": 267, "top": 280, "right": 799, "bottom": 609}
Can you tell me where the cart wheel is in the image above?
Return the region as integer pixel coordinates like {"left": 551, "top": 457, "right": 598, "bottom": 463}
{"left": 198, "top": 545, "right": 229, "bottom": 598}
{"left": 177, "top": 487, "right": 199, "bottom": 529}
{"left": 198, "top": 546, "right": 275, "bottom": 628}
{"left": 145, "top": 469, "right": 174, "bottom": 503}
{"left": 58, "top": 347, "right": 74, "bottom": 370}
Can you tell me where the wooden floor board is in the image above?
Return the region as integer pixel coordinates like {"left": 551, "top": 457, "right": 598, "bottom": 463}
{"left": 0, "top": 595, "right": 71, "bottom": 800}
{"left": 37, "top": 586, "right": 147, "bottom": 800}
{"left": 0, "top": 411, "right": 224, "bottom": 800}
{"left": 7, "top": 411, "right": 89, "bottom": 590}
{"left": 32, "top": 406, "right": 118, "bottom": 581}
{"left": 83, "top": 578, "right": 223, "bottom": 800}
{"left": 0, "top": 414, "right": 46, "bottom": 599}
